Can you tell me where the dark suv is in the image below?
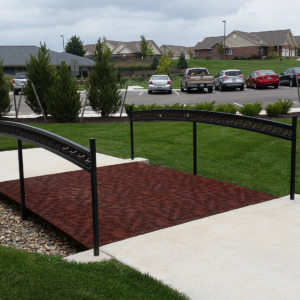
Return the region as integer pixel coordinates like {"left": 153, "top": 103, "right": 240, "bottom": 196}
{"left": 13, "top": 73, "right": 27, "bottom": 95}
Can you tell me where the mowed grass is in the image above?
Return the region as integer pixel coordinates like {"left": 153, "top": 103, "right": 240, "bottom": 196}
{"left": 0, "top": 120, "right": 298, "bottom": 197}
{"left": 0, "top": 246, "right": 188, "bottom": 300}
{"left": 122, "top": 58, "right": 299, "bottom": 89}
{"left": 176, "top": 58, "right": 300, "bottom": 78}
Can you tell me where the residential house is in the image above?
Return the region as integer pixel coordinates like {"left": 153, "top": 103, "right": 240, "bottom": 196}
{"left": 194, "top": 36, "right": 223, "bottom": 59}
{"left": 84, "top": 40, "right": 162, "bottom": 60}
{"left": 160, "top": 45, "right": 194, "bottom": 59}
{"left": 194, "top": 29, "right": 298, "bottom": 60}
{"left": 0, "top": 46, "right": 95, "bottom": 77}
{"left": 294, "top": 35, "right": 300, "bottom": 55}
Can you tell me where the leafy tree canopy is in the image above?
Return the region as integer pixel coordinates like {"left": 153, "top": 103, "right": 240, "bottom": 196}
{"left": 65, "top": 35, "right": 86, "bottom": 57}
{"left": 177, "top": 52, "right": 188, "bottom": 68}
{"left": 155, "top": 55, "right": 172, "bottom": 75}
{"left": 0, "top": 58, "right": 11, "bottom": 117}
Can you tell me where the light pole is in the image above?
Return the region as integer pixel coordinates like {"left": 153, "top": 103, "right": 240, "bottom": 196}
{"left": 222, "top": 20, "right": 226, "bottom": 60}
{"left": 60, "top": 35, "right": 64, "bottom": 52}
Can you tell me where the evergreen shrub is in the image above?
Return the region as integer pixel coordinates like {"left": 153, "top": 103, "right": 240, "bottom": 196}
{"left": 177, "top": 52, "right": 188, "bottom": 68}
{"left": 238, "top": 102, "right": 263, "bottom": 117}
{"left": 277, "top": 99, "right": 293, "bottom": 114}
{"left": 214, "top": 103, "right": 238, "bottom": 114}
{"left": 88, "top": 38, "right": 122, "bottom": 117}
{"left": 265, "top": 102, "right": 282, "bottom": 117}
{"left": 24, "top": 43, "right": 55, "bottom": 116}
{"left": 44, "top": 61, "right": 81, "bottom": 122}
{"left": 0, "top": 58, "right": 11, "bottom": 117}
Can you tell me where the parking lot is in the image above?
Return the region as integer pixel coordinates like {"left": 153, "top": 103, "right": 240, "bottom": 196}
{"left": 124, "top": 85, "right": 300, "bottom": 109}
{"left": 8, "top": 85, "right": 300, "bottom": 115}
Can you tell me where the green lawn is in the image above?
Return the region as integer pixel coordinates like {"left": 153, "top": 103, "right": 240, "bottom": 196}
{"left": 1, "top": 119, "right": 299, "bottom": 298}
{"left": 121, "top": 58, "right": 299, "bottom": 89}
{"left": 0, "top": 246, "right": 188, "bottom": 300}
{"left": 181, "top": 57, "right": 299, "bottom": 78}
{"left": 0, "top": 120, "right": 298, "bottom": 197}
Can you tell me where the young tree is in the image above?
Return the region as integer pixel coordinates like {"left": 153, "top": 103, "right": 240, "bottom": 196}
{"left": 155, "top": 55, "right": 172, "bottom": 75}
{"left": 177, "top": 52, "right": 188, "bottom": 68}
{"left": 88, "top": 37, "right": 122, "bottom": 117}
{"left": 217, "top": 44, "right": 224, "bottom": 55}
{"left": 188, "top": 48, "right": 194, "bottom": 59}
{"left": 65, "top": 35, "right": 86, "bottom": 57}
{"left": 140, "top": 35, "right": 153, "bottom": 57}
{"left": 146, "top": 43, "right": 154, "bottom": 55}
{"left": 150, "top": 55, "right": 159, "bottom": 70}
{"left": 44, "top": 61, "right": 81, "bottom": 122}
{"left": 166, "top": 49, "right": 174, "bottom": 59}
{"left": 24, "top": 42, "right": 56, "bottom": 116}
{"left": 0, "top": 58, "right": 11, "bottom": 117}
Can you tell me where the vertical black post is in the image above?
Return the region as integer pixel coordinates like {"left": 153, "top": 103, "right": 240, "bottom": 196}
{"left": 290, "top": 116, "right": 297, "bottom": 200}
{"left": 130, "top": 105, "right": 134, "bottom": 160}
{"left": 193, "top": 121, "right": 197, "bottom": 175}
{"left": 90, "top": 138, "right": 99, "bottom": 256}
{"left": 18, "top": 140, "right": 27, "bottom": 220}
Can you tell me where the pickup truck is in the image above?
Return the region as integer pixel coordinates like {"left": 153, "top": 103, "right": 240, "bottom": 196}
{"left": 180, "top": 68, "right": 214, "bottom": 93}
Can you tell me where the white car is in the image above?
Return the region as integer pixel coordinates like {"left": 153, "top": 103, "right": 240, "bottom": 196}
{"left": 214, "top": 69, "right": 244, "bottom": 91}
{"left": 148, "top": 75, "right": 172, "bottom": 94}
{"left": 13, "top": 73, "right": 27, "bottom": 95}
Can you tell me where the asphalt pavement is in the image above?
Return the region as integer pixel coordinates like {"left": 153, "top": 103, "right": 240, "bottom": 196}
{"left": 8, "top": 86, "right": 300, "bottom": 116}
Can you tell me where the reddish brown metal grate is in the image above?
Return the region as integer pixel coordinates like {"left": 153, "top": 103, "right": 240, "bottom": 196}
{"left": 0, "top": 162, "right": 275, "bottom": 249}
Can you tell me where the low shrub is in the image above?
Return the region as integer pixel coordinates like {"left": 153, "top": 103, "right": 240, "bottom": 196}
{"left": 277, "top": 99, "right": 293, "bottom": 114}
{"left": 238, "top": 102, "right": 263, "bottom": 117}
{"left": 265, "top": 102, "right": 282, "bottom": 117}
{"left": 214, "top": 103, "right": 238, "bottom": 114}
{"left": 193, "top": 101, "right": 216, "bottom": 111}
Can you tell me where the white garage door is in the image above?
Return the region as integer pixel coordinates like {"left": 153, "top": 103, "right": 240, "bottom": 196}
{"left": 282, "top": 50, "right": 286, "bottom": 56}
{"left": 285, "top": 49, "right": 289, "bottom": 56}
{"left": 291, "top": 50, "right": 295, "bottom": 56}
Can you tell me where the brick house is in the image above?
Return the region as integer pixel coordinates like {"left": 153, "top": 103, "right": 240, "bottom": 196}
{"left": 294, "top": 36, "right": 300, "bottom": 55}
{"left": 194, "top": 29, "right": 298, "bottom": 60}
{"left": 84, "top": 40, "right": 162, "bottom": 60}
{"left": 160, "top": 45, "right": 194, "bottom": 59}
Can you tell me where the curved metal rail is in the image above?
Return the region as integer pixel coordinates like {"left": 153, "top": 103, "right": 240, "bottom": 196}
{"left": 0, "top": 120, "right": 99, "bottom": 256}
{"left": 130, "top": 108, "right": 297, "bottom": 200}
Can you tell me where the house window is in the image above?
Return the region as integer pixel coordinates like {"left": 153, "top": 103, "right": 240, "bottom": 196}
{"left": 208, "top": 50, "right": 211, "bottom": 56}
{"left": 233, "top": 34, "right": 236, "bottom": 38}
{"left": 122, "top": 54, "right": 126, "bottom": 58}
{"left": 196, "top": 51, "right": 199, "bottom": 57}
{"left": 258, "top": 47, "right": 263, "bottom": 55}
{"left": 226, "top": 49, "right": 233, "bottom": 55}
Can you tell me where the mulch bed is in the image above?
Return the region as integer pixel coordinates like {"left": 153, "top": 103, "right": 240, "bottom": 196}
{"left": 1, "top": 112, "right": 300, "bottom": 124}
{"left": 0, "top": 162, "right": 275, "bottom": 248}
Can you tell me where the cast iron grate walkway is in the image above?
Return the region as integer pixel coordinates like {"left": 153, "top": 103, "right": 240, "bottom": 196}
{"left": 0, "top": 162, "right": 275, "bottom": 248}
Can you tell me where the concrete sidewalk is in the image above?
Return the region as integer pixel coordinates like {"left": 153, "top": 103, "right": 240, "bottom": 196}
{"left": 0, "top": 148, "right": 148, "bottom": 182}
{"left": 66, "top": 195, "right": 300, "bottom": 300}
{"left": 1, "top": 148, "right": 299, "bottom": 299}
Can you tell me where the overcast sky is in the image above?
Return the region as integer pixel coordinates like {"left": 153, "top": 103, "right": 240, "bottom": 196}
{"left": 1, "top": 0, "right": 299, "bottom": 52}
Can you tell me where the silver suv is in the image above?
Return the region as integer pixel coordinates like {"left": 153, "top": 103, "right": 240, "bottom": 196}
{"left": 214, "top": 69, "right": 244, "bottom": 91}
{"left": 13, "top": 73, "right": 27, "bottom": 95}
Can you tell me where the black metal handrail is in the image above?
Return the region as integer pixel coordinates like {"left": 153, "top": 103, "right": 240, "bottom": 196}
{"left": 0, "top": 120, "right": 99, "bottom": 256}
{"left": 130, "top": 107, "right": 297, "bottom": 200}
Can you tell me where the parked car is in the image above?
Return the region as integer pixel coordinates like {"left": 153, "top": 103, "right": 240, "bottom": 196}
{"left": 180, "top": 68, "right": 214, "bottom": 93}
{"left": 13, "top": 73, "right": 27, "bottom": 95}
{"left": 214, "top": 69, "right": 244, "bottom": 91}
{"left": 246, "top": 70, "right": 279, "bottom": 89}
{"left": 279, "top": 67, "right": 300, "bottom": 87}
{"left": 148, "top": 75, "right": 172, "bottom": 94}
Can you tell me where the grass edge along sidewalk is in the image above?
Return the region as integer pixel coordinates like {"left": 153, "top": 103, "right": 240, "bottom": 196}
{"left": 0, "top": 245, "right": 189, "bottom": 299}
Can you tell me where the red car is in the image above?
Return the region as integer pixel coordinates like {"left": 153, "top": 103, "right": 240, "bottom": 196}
{"left": 246, "top": 70, "right": 279, "bottom": 89}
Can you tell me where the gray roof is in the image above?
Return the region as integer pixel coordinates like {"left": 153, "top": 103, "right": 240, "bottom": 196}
{"left": 194, "top": 36, "right": 223, "bottom": 50}
{"left": 294, "top": 36, "right": 300, "bottom": 45}
{"left": 0, "top": 46, "right": 95, "bottom": 67}
{"left": 161, "top": 45, "right": 191, "bottom": 55}
{"left": 251, "top": 29, "right": 291, "bottom": 46}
